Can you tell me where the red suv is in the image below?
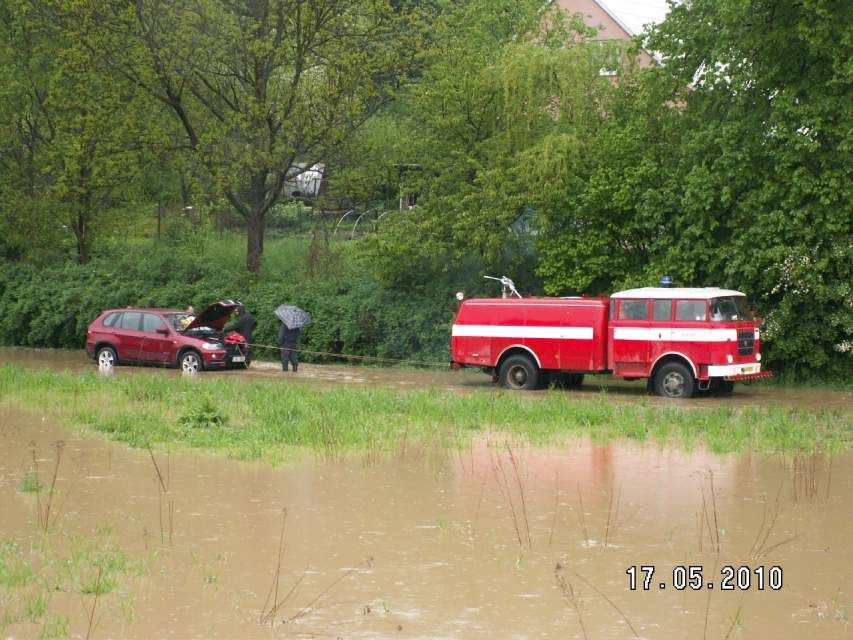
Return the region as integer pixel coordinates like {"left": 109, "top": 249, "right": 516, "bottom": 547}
{"left": 86, "top": 300, "right": 250, "bottom": 373}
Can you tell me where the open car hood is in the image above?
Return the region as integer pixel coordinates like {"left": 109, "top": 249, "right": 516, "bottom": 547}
{"left": 184, "top": 300, "right": 240, "bottom": 332}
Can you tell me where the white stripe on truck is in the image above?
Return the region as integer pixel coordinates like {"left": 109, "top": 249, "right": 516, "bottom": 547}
{"left": 451, "top": 325, "right": 594, "bottom": 340}
{"left": 612, "top": 327, "right": 738, "bottom": 342}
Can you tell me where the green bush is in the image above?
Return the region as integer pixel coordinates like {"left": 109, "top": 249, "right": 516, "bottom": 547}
{"left": 0, "top": 235, "right": 455, "bottom": 365}
{"left": 178, "top": 395, "right": 228, "bottom": 429}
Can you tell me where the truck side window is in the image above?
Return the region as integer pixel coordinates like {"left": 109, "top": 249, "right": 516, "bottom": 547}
{"left": 609, "top": 299, "right": 616, "bottom": 320}
{"left": 676, "top": 300, "right": 707, "bottom": 322}
{"left": 653, "top": 299, "right": 672, "bottom": 321}
{"left": 618, "top": 300, "right": 648, "bottom": 320}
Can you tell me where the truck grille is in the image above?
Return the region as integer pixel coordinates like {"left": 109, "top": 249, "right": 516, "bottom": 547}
{"left": 737, "top": 331, "right": 755, "bottom": 355}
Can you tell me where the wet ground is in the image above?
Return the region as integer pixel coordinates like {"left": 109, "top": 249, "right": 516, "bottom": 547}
{"left": 1, "top": 346, "right": 851, "bottom": 412}
{"left": 1, "top": 403, "right": 851, "bottom": 639}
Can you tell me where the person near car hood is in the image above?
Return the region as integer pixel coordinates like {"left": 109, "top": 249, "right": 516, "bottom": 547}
{"left": 224, "top": 305, "right": 256, "bottom": 343}
{"left": 177, "top": 305, "right": 196, "bottom": 330}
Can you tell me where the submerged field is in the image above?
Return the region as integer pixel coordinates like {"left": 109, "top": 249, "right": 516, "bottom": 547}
{"left": 0, "top": 364, "right": 850, "bottom": 462}
{"left": 1, "top": 355, "right": 851, "bottom": 638}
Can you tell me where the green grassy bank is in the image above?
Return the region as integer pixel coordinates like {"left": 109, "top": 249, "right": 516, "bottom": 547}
{"left": 1, "top": 365, "right": 849, "bottom": 461}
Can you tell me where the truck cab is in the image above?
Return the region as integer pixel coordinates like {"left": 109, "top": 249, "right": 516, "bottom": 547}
{"left": 609, "top": 287, "right": 766, "bottom": 398}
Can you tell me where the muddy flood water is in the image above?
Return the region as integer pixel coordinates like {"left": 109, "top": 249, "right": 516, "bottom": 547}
{"left": 1, "top": 400, "right": 851, "bottom": 639}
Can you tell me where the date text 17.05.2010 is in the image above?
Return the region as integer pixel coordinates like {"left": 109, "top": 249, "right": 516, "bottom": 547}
{"left": 626, "top": 565, "right": 783, "bottom": 591}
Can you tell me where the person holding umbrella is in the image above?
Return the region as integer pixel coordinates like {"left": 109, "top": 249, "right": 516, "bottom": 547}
{"left": 275, "top": 305, "right": 311, "bottom": 373}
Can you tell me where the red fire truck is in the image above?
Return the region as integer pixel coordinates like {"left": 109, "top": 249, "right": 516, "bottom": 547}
{"left": 450, "top": 277, "right": 770, "bottom": 398}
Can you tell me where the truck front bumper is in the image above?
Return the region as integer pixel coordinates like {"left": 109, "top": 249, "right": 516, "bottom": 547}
{"left": 708, "top": 362, "right": 761, "bottom": 379}
{"left": 706, "top": 363, "right": 771, "bottom": 380}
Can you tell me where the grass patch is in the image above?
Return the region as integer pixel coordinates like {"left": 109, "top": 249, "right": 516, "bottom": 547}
{"left": 18, "top": 472, "right": 42, "bottom": 494}
{"left": 0, "top": 364, "right": 850, "bottom": 462}
{"left": 0, "top": 528, "right": 146, "bottom": 637}
{"left": 0, "top": 541, "right": 34, "bottom": 588}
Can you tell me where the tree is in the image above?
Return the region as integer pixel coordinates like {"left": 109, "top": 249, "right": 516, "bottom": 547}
{"left": 51, "top": 0, "right": 410, "bottom": 273}
{"left": 0, "top": 0, "right": 173, "bottom": 263}
{"left": 356, "top": 0, "right": 623, "bottom": 291}
{"left": 537, "top": 0, "right": 852, "bottom": 377}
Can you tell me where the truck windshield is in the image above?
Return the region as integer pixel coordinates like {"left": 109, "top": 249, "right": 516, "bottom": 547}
{"left": 710, "top": 297, "right": 753, "bottom": 322}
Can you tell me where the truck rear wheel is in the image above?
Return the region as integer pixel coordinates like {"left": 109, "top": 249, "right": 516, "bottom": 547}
{"left": 499, "top": 355, "right": 540, "bottom": 390}
{"left": 654, "top": 362, "right": 695, "bottom": 399}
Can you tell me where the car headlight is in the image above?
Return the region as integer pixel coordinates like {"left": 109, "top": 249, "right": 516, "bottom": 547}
{"left": 202, "top": 342, "right": 224, "bottom": 351}
{"left": 727, "top": 354, "right": 734, "bottom": 364}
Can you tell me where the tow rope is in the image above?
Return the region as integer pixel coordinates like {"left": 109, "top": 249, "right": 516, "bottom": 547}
{"left": 244, "top": 342, "right": 449, "bottom": 369}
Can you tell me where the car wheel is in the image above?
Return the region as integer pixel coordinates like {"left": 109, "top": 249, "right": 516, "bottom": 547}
{"left": 96, "top": 346, "right": 117, "bottom": 368}
{"left": 499, "top": 355, "right": 540, "bottom": 390}
{"left": 654, "top": 362, "right": 695, "bottom": 399}
{"left": 179, "top": 351, "right": 203, "bottom": 374}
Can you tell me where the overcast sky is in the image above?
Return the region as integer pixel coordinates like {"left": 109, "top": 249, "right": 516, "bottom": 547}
{"left": 601, "top": 0, "right": 671, "bottom": 35}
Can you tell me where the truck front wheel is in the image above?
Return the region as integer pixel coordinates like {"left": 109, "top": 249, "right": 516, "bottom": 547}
{"left": 499, "top": 355, "right": 540, "bottom": 390}
{"left": 654, "top": 362, "right": 695, "bottom": 399}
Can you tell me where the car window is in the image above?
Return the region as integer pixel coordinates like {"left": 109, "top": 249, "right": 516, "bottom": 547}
{"left": 618, "top": 300, "right": 648, "bottom": 321}
{"left": 142, "top": 313, "right": 167, "bottom": 333}
{"left": 102, "top": 312, "right": 121, "bottom": 328}
{"left": 166, "top": 313, "right": 194, "bottom": 331}
{"left": 119, "top": 311, "right": 142, "bottom": 331}
{"left": 676, "top": 300, "right": 707, "bottom": 322}
{"left": 653, "top": 299, "right": 672, "bottom": 321}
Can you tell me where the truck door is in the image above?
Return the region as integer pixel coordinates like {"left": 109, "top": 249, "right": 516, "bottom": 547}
{"left": 649, "top": 299, "right": 674, "bottom": 364}
{"left": 609, "top": 299, "right": 651, "bottom": 375}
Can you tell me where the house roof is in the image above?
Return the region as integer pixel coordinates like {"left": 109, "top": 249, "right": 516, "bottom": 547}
{"left": 589, "top": 0, "right": 635, "bottom": 36}
{"left": 548, "top": 0, "right": 635, "bottom": 38}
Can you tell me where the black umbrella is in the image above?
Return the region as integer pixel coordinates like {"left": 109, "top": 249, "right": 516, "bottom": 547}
{"left": 274, "top": 305, "right": 312, "bottom": 329}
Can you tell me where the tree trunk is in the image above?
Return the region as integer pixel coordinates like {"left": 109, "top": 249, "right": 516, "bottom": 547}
{"left": 246, "top": 208, "right": 265, "bottom": 273}
{"left": 75, "top": 210, "right": 89, "bottom": 264}
{"left": 245, "top": 172, "right": 270, "bottom": 273}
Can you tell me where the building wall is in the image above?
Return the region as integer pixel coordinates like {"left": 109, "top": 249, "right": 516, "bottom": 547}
{"left": 554, "top": 0, "right": 654, "bottom": 68}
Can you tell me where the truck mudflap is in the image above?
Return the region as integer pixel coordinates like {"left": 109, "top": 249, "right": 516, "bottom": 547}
{"left": 725, "top": 370, "right": 774, "bottom": 381}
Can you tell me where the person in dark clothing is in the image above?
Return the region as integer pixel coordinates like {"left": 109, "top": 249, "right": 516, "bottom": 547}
{"left": 224, "top": 305, "right": 256, "bottom": 342}
{"left": 223, "top": 305, "right": 256, "bottom": 363}
{"left": 278, "top": 323, "right": 300, "bottom": 372}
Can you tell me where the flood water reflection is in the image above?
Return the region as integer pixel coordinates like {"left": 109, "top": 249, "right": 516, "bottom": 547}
{"left": 0, "top": 406, "right": 850, "bottom": 639}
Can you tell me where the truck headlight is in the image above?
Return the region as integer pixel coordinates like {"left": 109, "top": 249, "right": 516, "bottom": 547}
{"left": 727, "top": 354, "right": 734, "bottom": 364}
{"left": 756, "top": 352, "right": 761, "bottom": 361}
